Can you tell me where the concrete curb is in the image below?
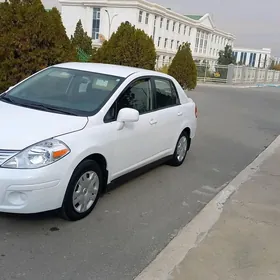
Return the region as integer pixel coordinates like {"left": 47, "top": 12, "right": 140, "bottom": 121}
{"left": 134, "top": 135, "right": 280, "bottom": 280}
{"left": 196, "top": 83, "right": 280, "bottom": 89}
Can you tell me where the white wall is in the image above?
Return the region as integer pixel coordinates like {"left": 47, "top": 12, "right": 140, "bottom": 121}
{"left": 61, "top": 5, "right": 88, "bottom": 37}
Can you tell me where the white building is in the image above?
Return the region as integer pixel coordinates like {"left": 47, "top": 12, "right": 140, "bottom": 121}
{"left": 232, "top": 47, "right": 272, "bottom": 68}
{"left": 59, "top": 0, "right": 235, "bottom": 68}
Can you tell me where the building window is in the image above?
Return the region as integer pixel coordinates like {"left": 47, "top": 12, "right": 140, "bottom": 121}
{"left": 92, "top": 7, "right": 100, "bottom": 40}
{"left": 138, "top": 10, "right": 143, "bottom": 23}
{"left": 195, "top": 30, "right": 200, "bottom": 53}
{"left": 178, "top": 24, "right": 181, "bottom": 34}
{"left": 189, "top": 27, "right": 191, "bottom": 36}
{"left": 171, "top": 39, "right": 174, "bottom": 49}
{"left": 172, "top": 21, "right": 176, "bottom": 32}
{"left": 203, "top": 33, "right": 207, "bottom": 54}
{"left": 252, "top": 53, "right": 256, "bottom": 67}
{"left": 166, "top": 19, "right": 169, "bottom": 30}
{"left": 163, "top": 56, "right": 166, "bottom": 65}
{"left": 160, "top": 17, "right": 163, "bottom": 28}
{"left": 184, "top": 25, "right": 187, "bottom": 35}
{"left": 243, "top": 52, "right": 247, "bottom": 64}
{"left": 164, "top": 38, "right": 168, "bottom": 48}
{"left": 199, "top": 31, "right": 203, "bottom": 53}
{"left": 145, "top": 13, "right": 149, "bottom": 24}
{"left": 157, "top": 37, "right": 161, "bottom": 47}
{"left": 258, "top": 54, "right": 262, "bottom": 68}
{"left": 152, "top": 15, "right": 157, "bottom": 40}
{"left": 177, "top": 40, "right": 180, "bottom": 49}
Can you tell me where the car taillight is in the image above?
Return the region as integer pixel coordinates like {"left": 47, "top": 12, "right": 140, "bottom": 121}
{"left": 195, "top": 105, "right": 198, "bottom": 118}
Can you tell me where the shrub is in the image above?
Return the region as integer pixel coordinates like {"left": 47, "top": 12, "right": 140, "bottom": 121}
{"left": 92, "top": 21, "right": 156, "bottom": 70}
{"left": 168, "top": 42, "right": 197, "bottom": 90}
{"left": 157, "top": 64, "right": 169, "bottom": 74}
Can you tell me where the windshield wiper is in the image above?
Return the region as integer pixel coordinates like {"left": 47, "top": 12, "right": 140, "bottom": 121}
{"left": 0, "top": 95, "right": 79, "bottom": 116}
{"left": 19, "top": 102, "right": 79, "bottom": 116}
{"left": 0, "top": 95, "right": 17, "bottom": 104}
{"left": 27, "top": 103, "right": 79, "bottom": 116}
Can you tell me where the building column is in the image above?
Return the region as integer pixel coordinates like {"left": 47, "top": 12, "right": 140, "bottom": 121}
{"left": 189, "top": 27, "right": 197, "bottom": 54}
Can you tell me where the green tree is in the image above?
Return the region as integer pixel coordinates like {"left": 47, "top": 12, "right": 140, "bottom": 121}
{"left": 0, "top": 0, "right": 74, "bottom": 92}
{"left": 168, "top": 42, "right": 197, "bottom": 90}
{"left": 92, "top": 21, "right": 156, "bottom": 70}
{"left": 71, "top": 20, "right": 93, "bottom": 55}
{"left": 47, "top": 7, "right": 76, "bottom": 64}
{"left": 217, "top": 45, "right": 236, "bottom": 65}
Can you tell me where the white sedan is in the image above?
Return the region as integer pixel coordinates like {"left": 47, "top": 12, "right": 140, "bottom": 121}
{"left": 0, "top": 63, "right": 197, "bottom": 221}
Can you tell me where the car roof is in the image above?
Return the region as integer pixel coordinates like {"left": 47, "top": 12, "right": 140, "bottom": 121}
{"left": 54, "top": 62, "right": 170, "bottom": 79}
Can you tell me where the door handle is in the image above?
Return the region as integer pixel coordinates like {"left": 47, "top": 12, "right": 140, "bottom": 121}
{"left": 149, "top": 119, "right": 157, "bottom": 125}
{"left": 177, "top": 112, "right": 183, "bottom": 116}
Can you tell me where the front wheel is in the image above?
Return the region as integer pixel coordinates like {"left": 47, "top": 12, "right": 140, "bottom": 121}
{"left": 168, "top": 131, "right": 190, "bottom": 167}
{"left": 60, "top": 159, "right": 103, "bottom": 221}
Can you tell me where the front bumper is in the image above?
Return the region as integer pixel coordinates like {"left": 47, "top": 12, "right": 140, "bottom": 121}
{"left": 0, "top": 159, "right": 72, "bottom": 214}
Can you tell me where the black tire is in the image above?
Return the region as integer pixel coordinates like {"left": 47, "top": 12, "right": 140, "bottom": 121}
{"left": 168, "top": 131, "right": 190, "bottom": 167}
{"left": 60, "top": 159, "right": 104, "bottom": 221}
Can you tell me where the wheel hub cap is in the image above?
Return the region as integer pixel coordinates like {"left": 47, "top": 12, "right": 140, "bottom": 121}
{"left": 72, "top": 171, "right": 99, "bottom": 213}
{"left": 176, "top": 136, "right": 187, "bottom": 162}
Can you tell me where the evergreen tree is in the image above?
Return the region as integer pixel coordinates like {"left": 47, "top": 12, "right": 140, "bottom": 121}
{"left": 47, "top": 7, "right": 76, "bottom": 64}
{"left": 92, "top": 21, "right": 156, "bottom": 70}
{"left": 168, "top": 42, "right": 197, "bottom": 90}
{"left": 71, "top": 20, "right": 93, "bottom": 55}
{"left": 0, "top": 0, "right": 74, "bottom": 92}
{"left": 217, "top": 45, "right": 236, "bottom": 65}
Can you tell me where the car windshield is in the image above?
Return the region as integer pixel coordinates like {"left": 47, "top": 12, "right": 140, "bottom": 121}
{"left": 1, "top": 67, "right": 124, "bottom": 116}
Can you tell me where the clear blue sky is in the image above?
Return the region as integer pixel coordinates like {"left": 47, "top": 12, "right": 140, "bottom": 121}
{"left": 43, "top": 0, "right": 280, "bottom": 56}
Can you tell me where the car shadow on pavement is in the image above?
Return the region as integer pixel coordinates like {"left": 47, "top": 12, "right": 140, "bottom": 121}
{"left": 0, "top": 209, "right": 61, "bottom": 222}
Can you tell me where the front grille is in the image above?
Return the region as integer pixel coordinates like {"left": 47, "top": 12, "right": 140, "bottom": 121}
{"left": 0, "top": 150, "right": 18, "bottom": 165}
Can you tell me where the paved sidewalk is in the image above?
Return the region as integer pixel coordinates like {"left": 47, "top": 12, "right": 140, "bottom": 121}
{"left": 170, "top": 143, "right": 280, "bottom": 279}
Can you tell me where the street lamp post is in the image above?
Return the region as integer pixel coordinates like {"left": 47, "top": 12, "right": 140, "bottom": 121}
{"left": 105, "top": 9, "right": 118, "bottom": 39}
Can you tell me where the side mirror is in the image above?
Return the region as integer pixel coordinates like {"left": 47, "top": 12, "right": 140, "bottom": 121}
{"left": 116, "top": 108, "right": 139, "bottom": 130}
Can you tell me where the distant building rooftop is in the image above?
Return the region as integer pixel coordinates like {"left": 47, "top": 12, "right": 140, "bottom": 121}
{"left": 184, "top": 15, "right": 204, "bottom": 21}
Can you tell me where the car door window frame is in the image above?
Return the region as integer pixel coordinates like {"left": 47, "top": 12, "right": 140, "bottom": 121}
{"left": 104, "top": 76, "right": 153, "bottom": 123}
{"left": 151, "top": 77, "right": 180, "bottom": 111}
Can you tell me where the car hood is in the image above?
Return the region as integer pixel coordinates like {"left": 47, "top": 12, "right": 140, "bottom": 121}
{"left": 0, "top": 102, "right": 88, "bottom": 150}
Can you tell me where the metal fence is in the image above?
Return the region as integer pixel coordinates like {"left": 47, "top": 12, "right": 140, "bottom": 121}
{"left": 196, "top": 63, "right": 280, "bottom": 85}
{"left": 196, "top": 63, "right": 228, "bottom": 83}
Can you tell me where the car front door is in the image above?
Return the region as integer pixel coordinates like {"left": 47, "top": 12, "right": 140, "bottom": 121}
{"left": 104, "top": 77, "right": 160, "bottom": 179}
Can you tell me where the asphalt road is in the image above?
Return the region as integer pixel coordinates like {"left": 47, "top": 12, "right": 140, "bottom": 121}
{"left": 1, "top": 85, "right": 280, "bottom": 280}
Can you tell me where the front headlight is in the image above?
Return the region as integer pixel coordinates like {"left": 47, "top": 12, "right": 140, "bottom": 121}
{"left": 1, "top": 139, "right": 70, "bottom": 169}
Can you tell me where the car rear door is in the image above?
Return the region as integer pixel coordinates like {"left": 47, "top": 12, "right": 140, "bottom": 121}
{"left": 151, "top": 76, "right": 183, "bottom": 154}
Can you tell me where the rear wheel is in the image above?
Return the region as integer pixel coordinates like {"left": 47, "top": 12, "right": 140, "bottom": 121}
{"left": 61, "top": 159, "right": 103, "bottom": 221}
{"left": 168, "top": 131, "right": 190, "bottom": 167}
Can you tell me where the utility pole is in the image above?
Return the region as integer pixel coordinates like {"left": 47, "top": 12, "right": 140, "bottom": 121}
{"left": 105, "top": 9, "right": 118, "bottom": 39}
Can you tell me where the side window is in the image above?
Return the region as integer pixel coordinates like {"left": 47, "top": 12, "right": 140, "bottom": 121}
{"left": 117, "top": 79, "right": 152, "bottom": 114}
{"left": 104, "top": 78, "right": 152, "bottom": 122}
{"left": 154, "top": 78, "right": 180, "bottom": 109}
